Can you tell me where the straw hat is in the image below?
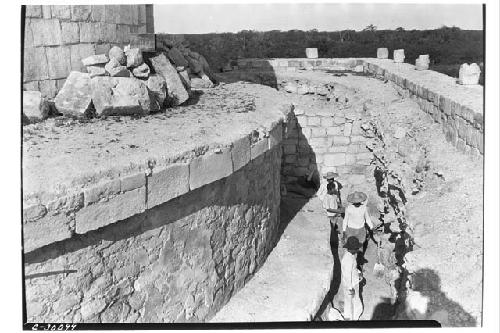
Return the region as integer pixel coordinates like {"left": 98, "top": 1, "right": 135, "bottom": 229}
{"left": 323, "top": 171, "right": 339, "bottom": 180}
{"left": 347, "top": 191, "right": 367, "bottom": 204}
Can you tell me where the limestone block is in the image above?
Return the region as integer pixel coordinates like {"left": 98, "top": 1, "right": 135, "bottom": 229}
{"left": 311, "top": 127, "right": 326, "bottom": 138}
{"left": 377, "top": 48, "right": 389, "bottom": 59}
{"left": 86, "top": 65, "right": 106, "bottom": 78}
{"left": 327, "top": 127, "right": 343, "bottom": 136}
{"left": 332, "top": 135, "right": 351, "bottom": 146}
{"left": 345, "top": 153, "right": 356, "bottom": 165}
{"left": 45, "top": 192, "right": 84, "bottom": 214}
{"left": 127, "top": 33, "right": 155, "bottom": 52}
{"left": 24, "top": 213, "right": 73, "bottom": 252}
{"left": 147, "top": 74, "right": 167, "bottom": 109}
{"left": 350, "top": 135, "right": 367, "bottom": 143}
{"left": 23, "top": 91, "right": 49, "bottom": 123}
{"left": 415, "top": 58, "right": 429, "bottom": 71}
{"left": 71, "top": 5, "right": 91, "bottom": 21}
{"left": 103, "top": 5, "right": 118, "bottom": 24}
{"left": 343, "top": 123, "right": 353, "bottom": 136}
{"left": 149, "top": 53, "right": 189, "bottom": 106}
{"left": 61, "top": 22, "right": 79, "bottom": 44}
{"left": 295, "top": 115, "right": 307, "bottom": 127}
{"left": 232, "top": 135, "right": 251, "bottom": 171}
{"left": 79, "top": 22, "right": 100, "bottom": 43}
{"left": 54, "top": 71, "right": 92, "bottom": 117}
{"left": 251, "top": 138, "right": 269, "bottom": 160}
{"left": 393, "top": 49, "right": 405, "bottom": 63}
{"left": 26, "top": 5, "right": 42, "bottom": 18}
{"left": 70, "top": 44, "right": 95, "bottom": 72}
{"left": 45, "top": 46, "right": 71, "bottom": 80}
{"left": 76, "top": 187, "right": 145, "bottom": 234}
{"left": 90, "top": 5, "right": 104, "bottom": 22}
{"left": 178, "top": 70, "right": 191, "bottom": 90}
{"left": 132, "top": 63, "right": 151, "bottom": 78}
{"left": 105, "top": 58, "right": 130, "bottom": 77}
{"left": 458, "top": 63, "right": 481, "bottom": 85}
{"left": 147, "top": 163, "right": 189, "bottom": 208}
{"left": 120, "top": 173, "right": 146, "bottom": 193}
{"left": 269, "top": 122, "right": 283, "bottom": 148}
{"left": 329, "top": 146, "right": 348, "bottom": 153}
{"left": 189, "top": 148, "right": 233, "bottom": 190}
{"left": 191, "top": 76, "right": 213, "bottom": 89}
{"left": 91, "top": 76, "right": 153, "bottom": 115}
{"left": 31, "top": 19, "right": 62, "bottom": 46}
{"left": 324, "top": 153, "right": 346, "bottom": 167}
{"left": 320, "top": 117, "right": 334, "bottom": 127}
{"left": 309, "top": 137, "right": 328, "bottom": 148}
{"left": 167, "top": 48, "right": 189, "bottom": 67}
{"left": 308, "top": 116, "right": 321, "bottom": 126}
{"left": 305, "top": 48, "right": 318, "bottom": 59}
{"left": 82, "top": 54, "right": 109, "bottom": 67}
{"left": 51, "top": 5, "right": 71, "bottom": 19}
{"left": 125, "top": 48, "right": 144, "bottom": 68}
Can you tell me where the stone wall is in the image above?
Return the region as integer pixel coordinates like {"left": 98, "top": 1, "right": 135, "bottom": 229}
{"left": 236, "top": 58, "right": 364, "bottom": 73}
{"left": 23, "top": 5, "right": 154, "bottom": 99}
{"left": 24, "top": 118, "right": 285, "bottom": 323}
{"left": 363, "top": 60, "right": 483, "bottom": 157}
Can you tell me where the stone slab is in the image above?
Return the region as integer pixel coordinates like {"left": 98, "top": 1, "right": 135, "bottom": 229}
{"left": 23, "top": 212, "right": 73, "bottom": 252}
{"left": 251, "top": 138, "right": 269, "bottom": 160}
{"left": 149, "top": 53, "right": 189, "bottom": 106}
{"left": 23, "top": 91, "right": 49, "bottom": 123}
{"left": 75, "top": 187, "right": 145, "bottom": 234}
{"left": 147, "top": 163, "right": 189, "bottom": 209}
{"left": 231, "top": 135, "right": 251, "bottom": 172}
{"left": 189, "top": 148, "right": 233, "bottom": 190}
{"left": 54, "top": 71, "right": 92, "bottom": 117}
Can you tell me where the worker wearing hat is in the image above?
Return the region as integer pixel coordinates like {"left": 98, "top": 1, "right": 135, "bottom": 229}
{"left": 341, "top": 236, "right": 364, "bottom": 320}
{"left": 342, "top": 191, "right": 374, "bottom": 246}
{"left": 317, "top": 171, "right": 344, "bottom": 232}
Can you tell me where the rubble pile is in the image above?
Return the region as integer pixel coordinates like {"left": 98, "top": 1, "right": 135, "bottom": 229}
{"left": 23, "top": 43, "right": 217, "bottom": 124}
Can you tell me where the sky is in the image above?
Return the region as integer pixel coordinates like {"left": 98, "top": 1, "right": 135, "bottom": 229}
{"left": 154, "top": 3, "right": 483, "bottom": 34}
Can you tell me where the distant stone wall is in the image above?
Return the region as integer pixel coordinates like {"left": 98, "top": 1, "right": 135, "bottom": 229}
{"left": 236, "top": 58, "right": 363, "bottom": 72}
{"left": 23, "top": 5, "right": 154, "bottom": 99}
{"left": 24, "top": 118, "right": 286, "bottom": 323}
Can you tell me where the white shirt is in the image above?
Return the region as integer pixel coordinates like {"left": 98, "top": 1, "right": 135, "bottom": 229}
{"left": 317, "top": 181, "right": 341, "bottom": 217}
{"left": 341, "top": 251, "right": 361, "bottom": 290}
{"left": 343, "top": 203, "right": 373, "bottom": 232}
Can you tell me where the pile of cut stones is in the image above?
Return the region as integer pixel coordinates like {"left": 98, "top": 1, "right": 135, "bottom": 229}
{"left": 23, "top": 43, "right": 216, "bottom": 124}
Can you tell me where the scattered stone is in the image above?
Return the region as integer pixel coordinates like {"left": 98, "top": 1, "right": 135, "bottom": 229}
{"left": 105, "top": 58, "right": 130, "bottom": 77}
{"left": 90, "top": 76, "right": 152, "bottom": 116}
{"left": 191, "top": 74, "right": 214, "bottom": 89}
{"left": 305, "top": 48, "right": 318, "bottom": 59}
{"left": 132, "top": 63, "right": 150, "bottom": 78}
{"left": 187, "top": 56, "right": 203, "bottom": 75}
{"left": 54, "top": 71, "right": 92, "bottom": 117}
{"left": 176, "top": 66, "right": 185, "bottom": 72}
{"left": 86, "top": 65, "right": 106, "bottom": 78}
{"left": 23, "top": 91, "right": 49, "bottom": 123}
{"left": 108, "top": 46, "right": 126, "bottom": 66}
{"left": 178, "top": 69, "right": 191, "bottom": 90}
{"left": 128, "top": 33, "right": 156, "bottom": 52}
{"left": 147, "top": 74, "right": 167, "bottom": 108}
{"left": 81, "top": 54, "right": 109, "bottom": 66}
{"left": 458, "top": 63, "right": 481, "bottom": 85}
{"left": 167, "top": 47, "right": 189, "bottom": 67}
{"left": 393, "top": 49, "right": 405, "bottom": 63}
{"left": 394, "top": 126, "right": 407, "bottom": 139}
{"left": 377, "top": 48, "right": 389, "bottom": 59}
{"left": 125, "top": 48, "right": 143, "bottom": 68}
{"left": 199, "top": 55, "right": 212, "bottom": 75}
{"left": 284, "top": 82, "right": 298, "bottom": 93}
{"left": 149, "top": 53, "right": 189, "bottom": 106}
{"left": 415, "top": 54, "right": 430, "bottom": 70}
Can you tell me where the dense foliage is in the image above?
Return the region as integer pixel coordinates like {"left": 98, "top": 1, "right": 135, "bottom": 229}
{"left": 157, "top": 27, "right": 484, "bottom": 81}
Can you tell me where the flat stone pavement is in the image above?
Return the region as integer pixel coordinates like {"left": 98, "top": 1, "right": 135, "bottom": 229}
{"left": 210, "top": 195, "right": 334, "bottom": 322}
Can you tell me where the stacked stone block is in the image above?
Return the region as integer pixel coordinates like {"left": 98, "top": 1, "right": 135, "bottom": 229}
{"left": 236, "top": 58, "right": 364, "bottom": 73}
{"left": 23, "top": 5, "right": 154, "bottom": 98}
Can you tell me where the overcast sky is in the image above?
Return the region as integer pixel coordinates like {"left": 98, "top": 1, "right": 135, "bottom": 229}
{"left": 154, "top": 3, "right": 483, "bottom": 34}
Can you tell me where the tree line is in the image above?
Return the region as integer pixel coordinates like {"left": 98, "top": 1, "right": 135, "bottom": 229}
{"left": 156, "top": 27, "right": 484, "bottom": 81}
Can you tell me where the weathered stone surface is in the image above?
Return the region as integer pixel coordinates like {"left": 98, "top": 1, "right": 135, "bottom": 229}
{"left": 91, "top": 76, "right": 152, "bottom": 116}
{"left": 394, "top": 126, "right": 407, "bottom": 139}
{"left": 129, "top": 33, "right": 156, "bottom": 52}
{"left": 305, "top": 48, "right": 318, "bottom": 59}
{"left": 105, "top": 58, "right": 130, "bottom": 77}
{"left": 23, "top": 91, "right": 49, "bottom": 123}
{"left": 393, "top": 49, "right": 405, "bottom": 63}
{"left": 82, "top": 54, "right": 109, "bottom": 67}
{"left": 251, "top": 138, "right": 269, "bottom": 160}
{"left": 189, "top": 148, "right": 233, "bottom": 190}
{"left": 147, "top": 163, "right": 189, "bottom": 209}
{"left": 24, "top": 213, "right": 73, "bottom": 252}
{"left": 70, "top": 44, "right": 95, "bottom": 72}
{"left": 26, "top": 5, "right": 42, "bottom": 18}
{"left": 187, "top": 56, "right": 203, "bottom": 74}
{"left": 415, "top": 58, "right": 429, "bottom": 71}
{"left": 71, "top": 5, "right": 91, "bottom": 21}
{"left": 54, "top": 71, "right": 92, "bottom": 117}
{"left": 166, "top": 48, "right": 189, "bottom": 67}
{"left": 323, "top": 153, "right": 346, "bottom": 167}
{"left": 190, "top": 75, "right": 214, "bottom": 89}
{"left": 377, "top": 48, "right": 389, "bottom": 59}
{"left": 125, "top": 48, "right": 143, "bottom": 68}
{"left": 149, "top": 53, "right": 189, "bottom": 106}
{"left": 109, "top": 46, "right": 126, "bottom": 66}
{"left": 83, "top": 179, "right": 121, "bottom": 206}
{"left": 31, "top": 19, "right": 62, "bottom": 46}
{"left": 76, "top": 187, "right": 145, "bottom": 234}
{"left": 232, "top": 135, "right": 251, "bottom": 171}
{"left": 132, "top": 63, "right": 150, "bottom": 78}
{"left": 61, "top": 22, "right": 79, "bottom": 44}
{"left": 51, "top": 5, "right": 71, "bottom": 19}
{"left": 46, "top": 46, "right": 71, "bottom": 79}
{"left": 178, "top": 70, "right": 191, "bottom": 90}
{"left": 146, "top": 74, "right": 167, "bottom": 109}
{"left": 458, "top": 63, "right": 481, "bottom": 85}
{"left": 86, "top": 65, "right": 106, "bottom": 78}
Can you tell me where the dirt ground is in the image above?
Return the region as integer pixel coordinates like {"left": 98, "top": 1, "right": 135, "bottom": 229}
{"left": 22, "top": 82, "right": 290, "bottom": 205}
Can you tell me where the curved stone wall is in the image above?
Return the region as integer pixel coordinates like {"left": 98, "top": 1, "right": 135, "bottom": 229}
{"left": 23, "top": 113, "right": 288, "bottom": 323}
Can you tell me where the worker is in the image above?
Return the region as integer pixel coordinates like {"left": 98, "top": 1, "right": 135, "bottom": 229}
{"left": 341, "top": 236, "right": 364, "bottom": 320}
{"left": 317, "top": 171, "right": 344, "bottom": 232}
{"left": 342, "top": 191, "right": 374, "bottom": 246}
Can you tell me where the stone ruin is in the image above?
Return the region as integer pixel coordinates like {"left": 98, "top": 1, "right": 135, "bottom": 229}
{"left": 23, "top": 37, "right": 216, "bottom": 124}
